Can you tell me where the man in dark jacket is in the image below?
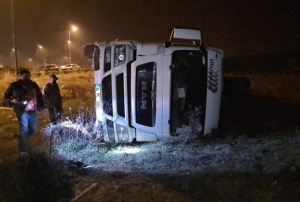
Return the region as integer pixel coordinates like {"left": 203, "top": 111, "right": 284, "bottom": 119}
{"left": 42, "top": 74, "right": 63, "bottom": 125}
{"left": 3, "top": 69, "right": 44, "bottom": 156}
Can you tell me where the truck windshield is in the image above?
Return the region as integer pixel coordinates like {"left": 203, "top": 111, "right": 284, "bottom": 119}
{"left": 170, "top": 50, "right": 207, "bottom": 132}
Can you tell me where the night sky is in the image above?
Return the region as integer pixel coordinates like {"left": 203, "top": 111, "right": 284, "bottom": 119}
{"left": 0, "top": 0, "right": 299, "bottom": 65}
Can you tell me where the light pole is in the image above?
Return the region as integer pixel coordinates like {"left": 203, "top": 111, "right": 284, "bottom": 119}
{"left": 11, "top": 0, "right": 18, "bottom": 80}
{"left": 68, "top": 25, "right": 77, "bottom": 64}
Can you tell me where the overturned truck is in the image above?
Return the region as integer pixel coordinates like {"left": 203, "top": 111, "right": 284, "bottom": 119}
{"left": 84, "top": 28, "right": 224, "bottom": 143}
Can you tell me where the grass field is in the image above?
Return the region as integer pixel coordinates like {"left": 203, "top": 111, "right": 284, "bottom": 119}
{"left": 1, "top": 69, "right": 300, "bottom": 201}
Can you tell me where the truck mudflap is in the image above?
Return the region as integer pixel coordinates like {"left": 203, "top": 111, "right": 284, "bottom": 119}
{"left": 204, "top": 49, "right": 223, "bottom": 135}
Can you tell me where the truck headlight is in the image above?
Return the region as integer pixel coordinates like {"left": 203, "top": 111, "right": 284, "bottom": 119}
{"left": 116, "top": 124, "right": 129, "bottom": 142}
{"left": 114, "top": 45, "right": 126, "bottom": 67}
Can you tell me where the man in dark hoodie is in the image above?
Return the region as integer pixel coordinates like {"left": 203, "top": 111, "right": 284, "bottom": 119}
{"left": 3, "top": 69, "right": 44, "bottom": 156}
{"left": 42, "top": 74, "right": 63, "bottom": 125}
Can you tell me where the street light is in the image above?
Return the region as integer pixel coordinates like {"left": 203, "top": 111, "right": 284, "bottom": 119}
{"left": 28, "top": 58, "right": 33, "bottom": 67}
{"left": 36, "top": 45, "right": 42, "bottom": 58}
{"left": 36, "top": 45, "right": 42, "bottom": 64}
{"left": 10, "top": 48, "right": 15, "bottom": 57}
{"left": 68, "top": 25, "right": 77, "bottom": 64}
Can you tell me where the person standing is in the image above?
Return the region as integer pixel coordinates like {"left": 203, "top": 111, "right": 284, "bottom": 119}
{"left": 3, "top": 69, "right": 44, "bottom": 156}
{"left": 42, "top": 74, "right": 63, "bottom": 125}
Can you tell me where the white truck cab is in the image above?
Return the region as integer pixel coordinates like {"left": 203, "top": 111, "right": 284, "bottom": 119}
{"left": 84, "top": 27, "right": 224, "bottom": 142}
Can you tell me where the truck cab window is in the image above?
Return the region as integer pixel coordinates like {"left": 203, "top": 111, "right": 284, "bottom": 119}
{"left": 170, "top": 50, "right": 207, "bottom": 132}
{"left": 93, "top": 46, "right": 100, "bottom": 71}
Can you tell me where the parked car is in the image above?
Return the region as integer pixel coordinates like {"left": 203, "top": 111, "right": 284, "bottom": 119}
{"left": 41, "top": 64, "right": 60, "bottom": 72}
{"left": 60, "top": 64, "right": 72, "bottom": 71}
{"left": 60, "top": 64, "right": 81, "bottom": 71}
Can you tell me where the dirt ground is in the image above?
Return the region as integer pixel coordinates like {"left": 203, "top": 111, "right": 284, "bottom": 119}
{"left": 1, "top": 93, "right": 300, "bottom": 201}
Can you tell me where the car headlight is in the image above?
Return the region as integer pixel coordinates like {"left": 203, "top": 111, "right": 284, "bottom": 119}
{"left": 116, "top": 124, "right": 129, "bottom": 142}
{"left": 114, "top": 45, "right": 126, "bottom": 67}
